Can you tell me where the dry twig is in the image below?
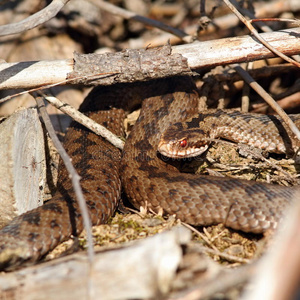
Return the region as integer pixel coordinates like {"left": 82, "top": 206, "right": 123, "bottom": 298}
{"left": 0, "top": 0, "right": 70, "bottom": 36}
{"left": 182, "top": 223, "right": 251, "bottom": 264}
{"left": 0, "top": 27, "right": 299, "bottom": 91}
{"left": 40, "top": 92, "right": 124, "bottom": 150}
{"left": 0, "top": 72, "right": 118, "bottom": 104}
{"left": 233, "top": 64, "right": 300, "bottom": 145}
{"left": 223, "top": 0, "right": 300, "bottom": 67}
{"left": 91, "top": 0, "right": 193, "bottom": 43}
{"left": 35, "top": 95, "right": 95, "bottom": 297}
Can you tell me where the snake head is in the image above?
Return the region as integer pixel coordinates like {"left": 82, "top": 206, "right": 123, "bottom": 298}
{"left": 158, "top": 127, "right": 210, "bottom": 159}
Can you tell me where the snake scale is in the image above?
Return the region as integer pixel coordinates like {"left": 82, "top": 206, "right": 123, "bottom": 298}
{"left": 0, "top": 76, "right": 298, "bottom": 270}
{"left": 158, "top": 109, "right": 300, "bottom": 158}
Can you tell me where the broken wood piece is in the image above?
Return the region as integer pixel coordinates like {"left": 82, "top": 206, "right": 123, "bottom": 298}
{"left": 0, "top": 226, "right": 191, "bottom": 299}
{"left": 0, "top": 108, "right": 45, "bottom": 228}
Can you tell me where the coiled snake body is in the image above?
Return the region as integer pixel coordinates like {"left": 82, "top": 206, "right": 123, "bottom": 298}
{"left": 0, "top": 77, "right": 298, "bottom": 270}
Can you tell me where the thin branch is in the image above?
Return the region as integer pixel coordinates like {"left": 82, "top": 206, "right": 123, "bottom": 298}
{"left": 0, "top": 28, "right": 299, "bottom": 90}
{"left": 223, "top": 0, "right": 300, "bottom": 68}
{"left": 91, "top": 0, "right": 193, "bottom": 43}
{"left": 40, "top": 92, "right": 124, "bottom": 150}
{"left": 0, "top": 0, "right": 70, "bottom": 36}
{"left": 204, "top": 248, "right": 250, "bottom": 264}
{"left": 0, "top": 72, "right": 118, "bottom": 103}
{"left": 182, "top": 222, "right": 250, "bottom": 264}
{"left": 230, "top": 0, "right": 273, "bottom": 33}
{"left": 148, "top": 0, "right": 300, "bottom": 47}
{"left": 251, "top": 18, "right": 300, "bottom": 26}
{"left": 34, "top": 95, "right": 95, "bottom": 273}
{"left": 233, "top": 64, "right": 300, "bottom": 144}
{"left": 182, "top": 222, "right": 219, "bottom": 253}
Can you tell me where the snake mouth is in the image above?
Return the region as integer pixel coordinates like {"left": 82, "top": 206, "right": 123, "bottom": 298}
{"left": 158, "top": 141, "right": 209, "bottom": 158}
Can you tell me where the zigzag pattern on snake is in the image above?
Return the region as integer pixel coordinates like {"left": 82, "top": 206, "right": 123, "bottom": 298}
{"left": 0, "top": 76, "right": 298, "bottom": 270}
{"left": 158, "top": 109, "right": 300, "bottom": 158}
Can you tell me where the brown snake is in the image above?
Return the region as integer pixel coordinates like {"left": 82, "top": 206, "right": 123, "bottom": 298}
{"left": 0, "top": 77, "right": 298, "bottom": 270}
{"left": 158, "top": 109, "right": 300, "bottom": 158}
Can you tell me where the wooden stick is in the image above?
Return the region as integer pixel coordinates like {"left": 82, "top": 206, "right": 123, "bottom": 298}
{"left": 0, "top": 0, "right": 70, "bottom": 36}
{"left": 0, "top": 27, "right": 299, "bottom": 91}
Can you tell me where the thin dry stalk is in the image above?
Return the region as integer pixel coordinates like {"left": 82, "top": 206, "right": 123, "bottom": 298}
{"left": 40, "top": 92, "right": 124, "bottom": 150}
{"left": 35, "top": 95, "right": 95, "bottom": 298}
{"left": 251, "top": 17, "right": 300, "bottom": 26}
{"left": 0, "top": 72, "right": 118, "bottom": 104}
{"left": 223, "top": 0, "right": 300, "bottom": 67}
{"left": 233, "top": 64, "right": 300, "bottom": 145}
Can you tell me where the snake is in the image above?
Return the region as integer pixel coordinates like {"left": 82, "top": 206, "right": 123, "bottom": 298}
{"left": 0, "top": 76, "right": 298, "bottom": 270}
{"left": 158, "top": 109, "right": 300, "bottom": 158}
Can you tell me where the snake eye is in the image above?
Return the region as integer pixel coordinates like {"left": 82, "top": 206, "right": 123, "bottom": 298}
{"left": 180, "top": 139, "right": 187, "bottom": 148}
